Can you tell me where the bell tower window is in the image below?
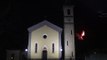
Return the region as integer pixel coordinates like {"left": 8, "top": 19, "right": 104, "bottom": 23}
{"left": 10, "top": 54, "right": 14, "bottom": 60}
{"left": 71, "top": 30, "right": 72, "bottom": 35}
{"left": 67, "top": 41, "right": 68, "bottom": 46}
{"left": 67, "top": 9, "right": 70, "bottom": 15}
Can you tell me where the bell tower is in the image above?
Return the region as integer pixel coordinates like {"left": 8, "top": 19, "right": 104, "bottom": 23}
{"left": 63, "top": 3, "right": 75, "bottom": 60}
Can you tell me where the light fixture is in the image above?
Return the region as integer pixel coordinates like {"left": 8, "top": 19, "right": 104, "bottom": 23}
{"left": 60, "top": 48, "right": 63, "bottom": 51}
{"left": 25, "top": 49, "right": 28, "bottom": 52}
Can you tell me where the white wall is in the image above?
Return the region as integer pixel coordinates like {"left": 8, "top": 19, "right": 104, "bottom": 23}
{"left": 28, "top": 25, "right": 60, "bottom": 59}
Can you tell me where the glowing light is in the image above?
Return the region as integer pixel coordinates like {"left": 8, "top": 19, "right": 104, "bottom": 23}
{"left": 81, "top": 30, "right": 85, "bottom": 36}
{"left": 80, "top": 30, "right": 85, "bottom": 40}
{"left": 76, "top": 30, "right": 85, "bottom": 40}
{"left": 25, "top": 49, "right": 28, "bottom": 52}
{"left": 60, "top": 48, "right": 63, "bottom": 51}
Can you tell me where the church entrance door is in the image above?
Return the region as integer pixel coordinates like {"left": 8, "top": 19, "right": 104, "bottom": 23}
{"left": 42, "top": 50, "right": 47, "bottom": 60}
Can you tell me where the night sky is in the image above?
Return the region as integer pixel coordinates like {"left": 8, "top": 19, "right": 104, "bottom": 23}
{"left": 0, "top": 0, "right": 107, "bottom": 59}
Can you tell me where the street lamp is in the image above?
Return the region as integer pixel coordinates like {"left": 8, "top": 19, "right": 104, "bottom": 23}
{"left": 25, "top": 49, "right": 28, "bottom": 52}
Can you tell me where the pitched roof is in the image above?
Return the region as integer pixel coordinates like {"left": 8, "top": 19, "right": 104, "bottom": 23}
{"left": 28, "top": 20, "right": 62, "bottom": 32}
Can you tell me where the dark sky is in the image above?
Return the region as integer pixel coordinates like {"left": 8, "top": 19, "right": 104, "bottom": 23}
{"left": 0, "top": 0, "right": 107, "bottom": 59}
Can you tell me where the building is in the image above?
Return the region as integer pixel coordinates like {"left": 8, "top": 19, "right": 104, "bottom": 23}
{"left": 6, "top": 50, "right": 22, "bottom": 60}
{"left": 63, "top": 5, "right": 75, "bottom": 60}
{"left": 27, "top": 20, "right": 62, "bottom": 60}
{"left": 6, "top": 1, "right": 75, "bottom": 60}
{"left": 27, "top": 1, "right": 75, "bottom": 60}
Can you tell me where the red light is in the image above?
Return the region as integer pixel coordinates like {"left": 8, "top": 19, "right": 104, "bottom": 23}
{"left": 76, "top": 30, "right": 85, "bottom": 40}
{"left": 81, "top": 30, "right": 85, "bottom": 37}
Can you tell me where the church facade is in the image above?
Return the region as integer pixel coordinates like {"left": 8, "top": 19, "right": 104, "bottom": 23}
{"left": 27, "top": 3, "right": 75, "bottom": 60}
{"left": 27, "top": 20, "right": 62, "bottom": 60}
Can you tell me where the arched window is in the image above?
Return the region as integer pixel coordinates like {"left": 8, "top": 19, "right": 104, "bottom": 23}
{"left": 67, "top": 41, "right": 68, "bottom": 46}
{"left": 35, "top": 43, "right": 38, "bottom": 53}
{"left": 71, "top": 30, "right": 72, "bottom": 35}
{"left": 52, "top": 43, "right": 54, "bottom": 53}
{"left": 67, "top": 9, "right": 70, "bottom": 15}
{"left": 10, "top": 54, "right": 14, "bottom": 60}
{"left": 72, "top": 52, "right": 73, "bottom": 57}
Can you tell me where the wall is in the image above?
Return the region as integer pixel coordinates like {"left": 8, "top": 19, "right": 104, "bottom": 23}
{"left": 29, "top": 25, "right": 60, "bottom": 59}
{"left": 6, "top": 50, "right": 21, "bottom": 60}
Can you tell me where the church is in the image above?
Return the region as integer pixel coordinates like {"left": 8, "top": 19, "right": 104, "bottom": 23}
{"left": 27, "top": 2, "right": 75, "bottom": 60}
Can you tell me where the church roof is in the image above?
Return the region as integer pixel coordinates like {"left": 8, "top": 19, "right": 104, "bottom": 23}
{"left": 28, "top": 20, "right": 62, "bottom": 32}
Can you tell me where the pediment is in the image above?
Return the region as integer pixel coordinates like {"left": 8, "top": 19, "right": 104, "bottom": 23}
{"left": 28, "top": 20, "right": 62, "bottom": 32}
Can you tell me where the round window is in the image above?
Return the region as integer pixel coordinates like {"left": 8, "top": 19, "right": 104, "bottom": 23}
{"left": 43, "top": 34, "right": 47, "bottom": 39}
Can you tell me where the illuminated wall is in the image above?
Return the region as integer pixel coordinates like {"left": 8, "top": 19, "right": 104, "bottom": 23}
{"left": 27, "top": 20, "right": 62, "bottom": 59}
{"left": 63, "top": 5, "right": 75, "bottom": 60}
